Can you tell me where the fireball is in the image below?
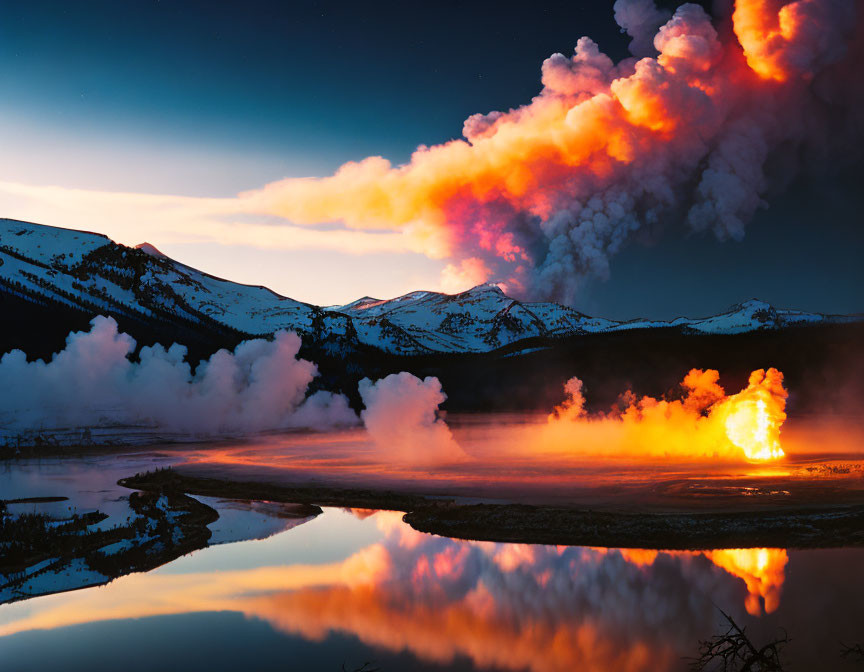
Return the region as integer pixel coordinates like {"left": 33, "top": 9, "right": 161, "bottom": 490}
{"left": 724, "top": 399, "right": 784, "bottom": 461}
{"left": 547, "top": 366, "right": 789, "bottom": 462}
{"left": 717, "top": 368, "right": 787, "bottom": 461}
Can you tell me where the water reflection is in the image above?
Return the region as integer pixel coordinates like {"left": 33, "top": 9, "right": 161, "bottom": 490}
{"left": 703, "top": 548, "right": 787, "bottom": 615}
{"left": 0, "top": 507, "right": 802, "bottom": 671}
{"left": 587, "top": 546, "right": 788, "bottom": 615}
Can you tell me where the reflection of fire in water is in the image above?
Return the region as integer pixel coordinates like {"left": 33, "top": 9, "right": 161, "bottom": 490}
{"left": 0, "top": 508, "right": 793, "bottom": 672}
{"left": 235, "top": 531, "right": 791, "bottom": 672}
{"left": 704, "top": 548, "right": 788, "bottom": 616}
{"left": 589, "top": 545, "right": 788, "bottom": 616}
{"left": 352, "top": 513, "right": 790, "bottom": 620}
{"left": 548, "top": 367, "right": 788, "bottom": 461}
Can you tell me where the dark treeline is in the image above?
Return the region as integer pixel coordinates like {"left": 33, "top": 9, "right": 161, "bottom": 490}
{"left": 3, "top": 286, "right": 862, "bottom": 416}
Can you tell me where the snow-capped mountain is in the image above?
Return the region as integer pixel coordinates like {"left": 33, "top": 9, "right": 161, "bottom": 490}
{"left": 1, "top": 218, "right": 858, "bottom": 356}
{"left": 326, "top": 284, "right": 619, "bottom": 352}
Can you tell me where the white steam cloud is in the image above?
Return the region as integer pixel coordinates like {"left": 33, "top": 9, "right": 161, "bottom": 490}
{"left": 0, "top": 318, "right": 471, "bottom": 465}
{"left": 0, "top": 316, "right": 357, "bottom": 437}
{"left": 359, "top": 372, "right": 466, "bottom": 465}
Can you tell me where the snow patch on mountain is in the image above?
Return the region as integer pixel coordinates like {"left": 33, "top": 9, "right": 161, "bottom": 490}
{"left": 0, "top": 219, "right": 111, "bottom": 266}
{"left": 675, "top": 299, "right": 825, "bottom": 334}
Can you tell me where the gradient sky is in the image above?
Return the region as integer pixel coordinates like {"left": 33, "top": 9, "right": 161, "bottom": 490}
{"left": 0, "top": 0, "right": 861, "bottom": 319}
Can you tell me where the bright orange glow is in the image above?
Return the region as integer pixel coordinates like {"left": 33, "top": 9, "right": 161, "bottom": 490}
{"left": 717, "top": 368, "right": 788, "bottom": 461}
{"left": 732, "top": 0, "right": 792, "bottom": 80}
{"left": 237, "top": 0, "right": 851, "bottom": 295}
{"left": 731, "top": 0, "right": 831, "bottom": 82}
{"left": 591, "top": 546, "right": 788, "bottom": 616}
{"left": 546, "top": 367, "right": 788, "bottom": 462}
{"left": 704, "top": 548, "right": 788, "bottom": 615}
{"left": 618, "top": 548, "right": 661, "bottom": 567}
{"left": 723, "top": 399, "right": 784, "bottom": 460}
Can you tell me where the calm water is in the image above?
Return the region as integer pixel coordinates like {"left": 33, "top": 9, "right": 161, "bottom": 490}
{"left": 1, "top": 452, "right": 864, "bottom": 671}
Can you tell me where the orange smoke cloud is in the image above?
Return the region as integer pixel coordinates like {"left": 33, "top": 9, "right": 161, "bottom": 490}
{"left": 545, "top": 367, "right": 788, "bottom": 461}
{"left": 244, "top": 0, "right": 860, "bottom": 302}
{"left": 733, "top": 0, "right": 853, "bottom": 81}
{"left": 440, "top": 256, "right": 494, "bottom": 294}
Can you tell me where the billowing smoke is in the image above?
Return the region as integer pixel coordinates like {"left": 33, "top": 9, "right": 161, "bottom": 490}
{"left": 614, "top": 0, "right": 672, "bottom": 57}
{"left": 245, "top": 0, "right": 863, "bottom": 303}
{"left": 359, "top": 372, "right": 466, "bottom": 464}
{"left": 0, "top": 316, "right": 357, "bottom": 438}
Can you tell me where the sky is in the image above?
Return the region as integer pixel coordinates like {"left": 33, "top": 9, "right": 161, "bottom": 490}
{"left": 0, "top": 0, "right": 861, "bottom": 319}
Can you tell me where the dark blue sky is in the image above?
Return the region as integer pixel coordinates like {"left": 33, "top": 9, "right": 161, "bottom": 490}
{"left": 0, "top": 0, "right": 860, "bottom": 318}
{"left": 0, "top": 1, "right": 639, "bottom": 191}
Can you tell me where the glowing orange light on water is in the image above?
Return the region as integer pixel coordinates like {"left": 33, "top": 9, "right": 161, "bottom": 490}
{"left": 597, "top": 546, "right": 789, "bottom": 616}
{"left": 704, "top": 547, "right": 788, "bottom": 615}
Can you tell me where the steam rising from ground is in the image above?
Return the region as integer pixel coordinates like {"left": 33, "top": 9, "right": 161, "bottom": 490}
{"left": 0, "top": 319, "right": 463, "bottom": 465}
{"left": 0, "top": 316, "right": 356, "bottom": 436}
{"left": 545, "top": 367, "right": 788, "bottom": 460}
{"left": 359, "top": 372, "right": 465, "bottom": 464}
{"left": 246, "top": 0, "right": 864, "bottom": 302}
{"left": 0, "top": 315, "right": 790, "bottom": 464}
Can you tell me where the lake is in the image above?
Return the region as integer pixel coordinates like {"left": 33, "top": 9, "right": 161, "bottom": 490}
{"left": 1, "top": 446, "right": 864, "bottom": 671}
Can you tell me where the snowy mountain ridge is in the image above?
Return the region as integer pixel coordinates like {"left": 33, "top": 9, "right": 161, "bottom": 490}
{"left": 1, "top": 218, "right": 859, "bottom": 356}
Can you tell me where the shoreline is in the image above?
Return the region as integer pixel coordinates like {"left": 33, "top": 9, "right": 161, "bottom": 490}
{"left": 120, "top": 468, "right": 864, "bottom": 550}
{"left": 1, "top": 489, "right": 221, "bottom": 605}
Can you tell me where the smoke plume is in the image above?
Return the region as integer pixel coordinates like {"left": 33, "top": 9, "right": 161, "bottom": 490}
{"left": 245, "top": 0, "right": 862, "bottom": 303}
{"left": 0, "top": 316, "right": 357, "bottom": 437}
{"left": 614, "top": 0, "right": 672, "bottom": 57}
{"left": 359, "top": 372, "right": 466, "bottom": 464}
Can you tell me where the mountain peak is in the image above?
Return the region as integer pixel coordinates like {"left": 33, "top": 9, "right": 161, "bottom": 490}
{"left": 460, "top": 283, "right": 505, "bottom": 296}
{"left": 135, "top": 242, "right": 167, "bottom": 259}
{"left": 732, "top": 298, "right": 773, "bottom": 311}
{"left": 333, "top": 296, "right": 385, "bottom": 312}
